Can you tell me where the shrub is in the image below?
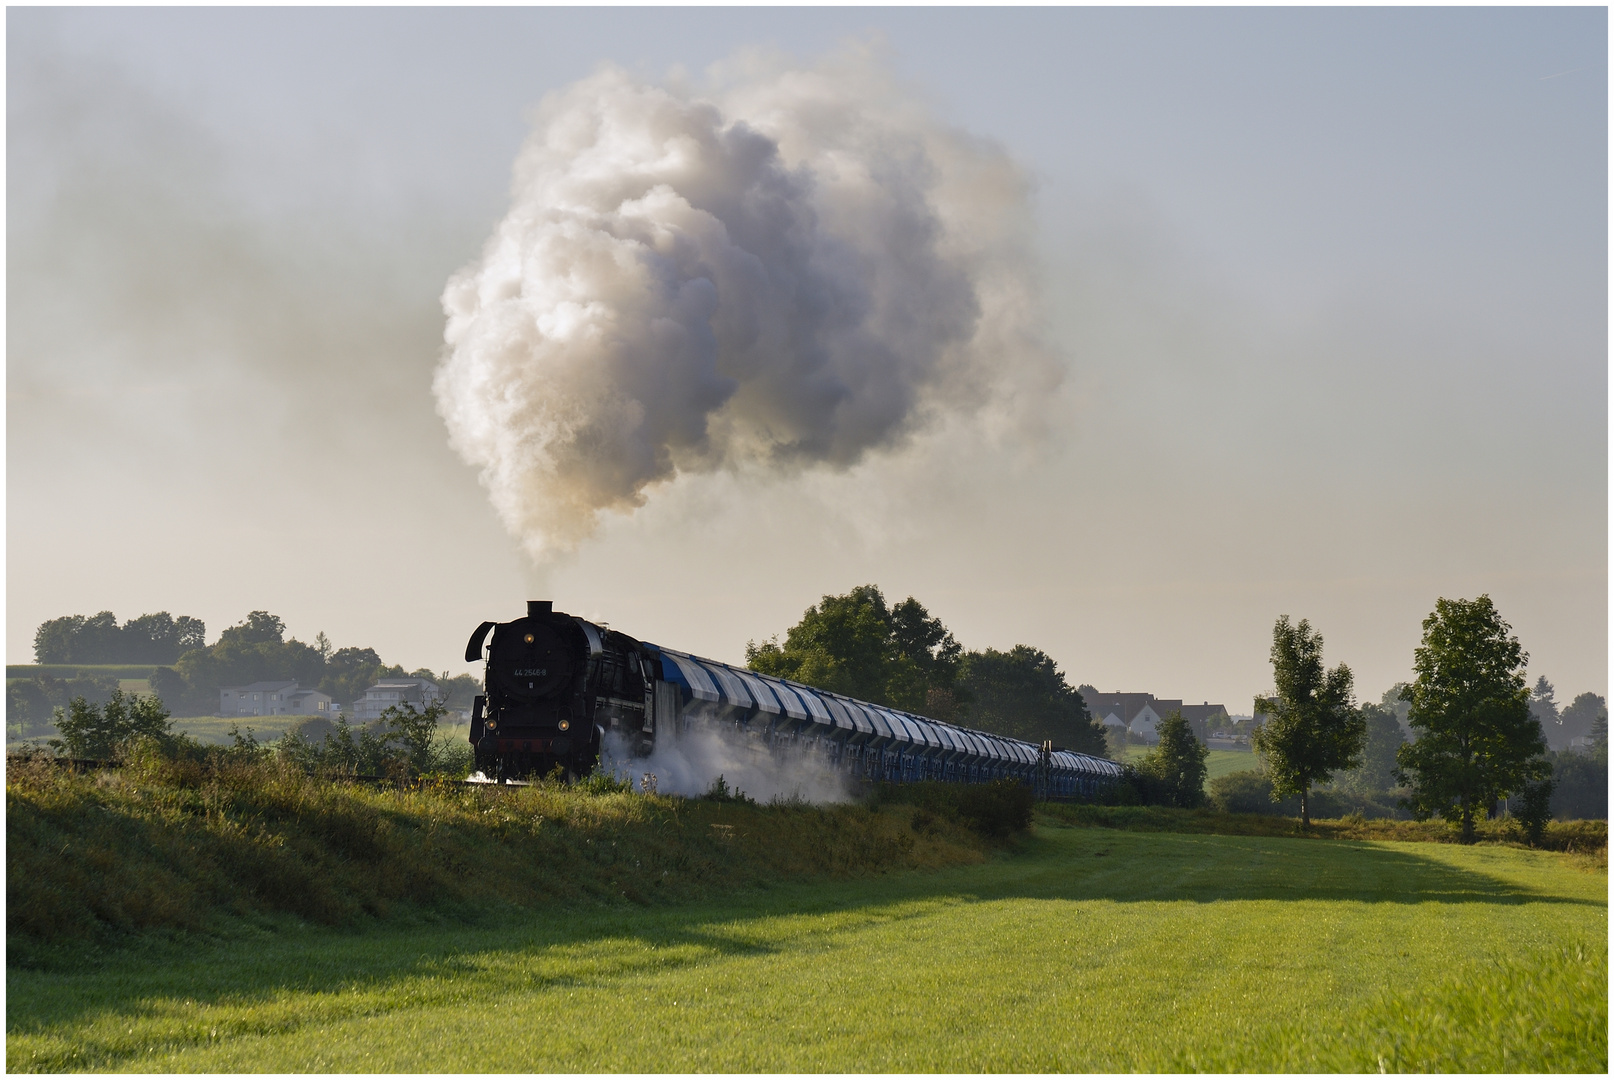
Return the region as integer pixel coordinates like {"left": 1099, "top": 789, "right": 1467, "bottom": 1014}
{"left": 380, "top": 701, "right": 455, "bottom": 776}
{"left": 270, "top": 711, "right": 465, "bottom": 779}
{"left": 1513, "top": 776, "right": 1554, "bottom": 846}
{"left": 48, "top": 690, "right": 174, "bottom": 760}
{"left": 953, "top": 779, "right": 1035, "bottom": 837}
{"left": 874, "top": 779, "right": 1033, "bottom": 838}
{"left": 701, "top": 774, "right": 755, "bottom": 804}
{"left": 1209, "top": 770, "right": 1287, "bottom": 815}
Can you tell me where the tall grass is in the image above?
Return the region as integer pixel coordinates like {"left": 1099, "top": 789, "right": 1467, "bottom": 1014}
{"left": 6, "top": 752, "right": 987, "bottom": 960}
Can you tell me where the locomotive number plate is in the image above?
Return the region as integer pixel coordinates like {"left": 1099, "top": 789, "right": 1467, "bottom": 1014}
{"left": 513, "top": 668, "right": 548, "bottom": 677}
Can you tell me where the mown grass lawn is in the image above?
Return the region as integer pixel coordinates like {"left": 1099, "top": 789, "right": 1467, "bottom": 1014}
{"left": 8, "top": 821, "right": 1603, "bottom": 1072}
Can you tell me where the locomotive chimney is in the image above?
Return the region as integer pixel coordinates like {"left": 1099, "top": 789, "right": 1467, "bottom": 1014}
{"left": 528, "top": 599, "right": 552, "bottom": 618}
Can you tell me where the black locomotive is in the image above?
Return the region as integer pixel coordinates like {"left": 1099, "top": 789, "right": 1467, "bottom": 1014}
{"left": 466, "top": 600, "right": 1123, "bottom": 795}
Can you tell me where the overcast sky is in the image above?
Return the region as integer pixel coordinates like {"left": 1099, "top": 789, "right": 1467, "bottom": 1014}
{"left": 8, "top": 7, "right": 1606, "bottom": 711}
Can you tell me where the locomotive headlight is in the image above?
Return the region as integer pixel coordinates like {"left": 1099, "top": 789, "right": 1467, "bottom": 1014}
{"left": 485, "top": 719, "right": 497, "bottom": 731}
{"left": 558, "top": 719, "right": 570, "bottom": 731}
{"left": 524, "top": 633, "right": 535, "bottom": 644}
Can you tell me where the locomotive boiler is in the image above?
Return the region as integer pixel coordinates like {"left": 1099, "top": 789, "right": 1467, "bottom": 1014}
{"left": 466, "top": 600, "right": 1122, "bottom": 796}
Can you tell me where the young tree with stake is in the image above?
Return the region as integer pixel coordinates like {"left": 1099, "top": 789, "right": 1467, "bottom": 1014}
{"left": 1395, "top": 595, "right": 1548, "bottom": 843}
{"left": 1252, "top": 616, "right": 1365, "bottom": 827}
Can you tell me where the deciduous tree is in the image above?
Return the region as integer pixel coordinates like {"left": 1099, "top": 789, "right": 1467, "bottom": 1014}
{"left": 1253, "top": 616, "right": 1365, "bottom": 827}
{"left": 1335, "top": 703, "right": 1405, "bottom": 797}
{"left": 957, "top": 646, "right": 1106, "bottom": 754}
{"left": 1395, "top": 595, "right": 1548, "bottom": 843}
{"left": 1133, "top": 710, "right": 1208, "bottom": 807}
{"left": 746, "top": 585, "right": 960, "bottom": 711}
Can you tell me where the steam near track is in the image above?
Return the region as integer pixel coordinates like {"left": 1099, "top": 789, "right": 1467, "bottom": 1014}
{"left": 435, "top": 46, "right": 1058, "bottom": 561}
{"left": 600, "top": 728, "right": 854, "bottom": 804}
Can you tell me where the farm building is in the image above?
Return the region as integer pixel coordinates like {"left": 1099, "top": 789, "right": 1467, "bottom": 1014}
{"left": 1077, "top": 687, "right": 1228, "bottom": 744}
{"left": 351, "top": 678, "right": 443, "bottom": 722}
{"left": 219, "top": 681, "right": 337, "bottom": 718}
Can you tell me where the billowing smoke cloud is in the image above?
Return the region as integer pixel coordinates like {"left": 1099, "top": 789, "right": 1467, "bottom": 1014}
{"left": 435, "top": 46, "right": 1060, "bottom": 560}
{"left": 599, "top": 726, "right": 853, "bottom": 805}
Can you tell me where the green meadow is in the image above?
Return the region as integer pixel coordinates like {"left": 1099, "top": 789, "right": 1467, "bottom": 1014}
{"left": 9, "top": 814, "right": 1604, "bottom": 1072}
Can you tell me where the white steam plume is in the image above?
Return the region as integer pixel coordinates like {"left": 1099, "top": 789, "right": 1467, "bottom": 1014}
{"left": 436, "top": 46, "right": 1059, "bottom": 560}
{"left": 599, "top": 726, "right": 853, "bottom": 805}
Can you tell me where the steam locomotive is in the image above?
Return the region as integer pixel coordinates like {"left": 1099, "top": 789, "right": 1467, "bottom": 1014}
{"left": 466, "top": 600, "right": 1122, "bottom": 796}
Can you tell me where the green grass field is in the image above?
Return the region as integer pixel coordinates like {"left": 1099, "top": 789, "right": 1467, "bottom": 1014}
{"left": 1113, "top": 742, "right": 1255, "bottom": 779}
{"left": 9, "top": 817, "right": 1603, "bottom": 1072}
{"left": 7, "top": 665, "right": 160, "bottom": 681}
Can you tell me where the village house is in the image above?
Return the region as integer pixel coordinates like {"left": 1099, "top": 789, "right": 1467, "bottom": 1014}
{"left": 219, "top": 681, "right": 337, "bottom": 718}
{"left": 351, "top": 677, "right": 443, "bottom": 723}
{"left": 1077, "top": 687, "right": 1228, "bottom": 745}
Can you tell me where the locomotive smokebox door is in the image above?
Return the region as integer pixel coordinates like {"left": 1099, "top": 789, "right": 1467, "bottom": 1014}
{"left": 490, "top": 615, "right": 573, "bottom": 701}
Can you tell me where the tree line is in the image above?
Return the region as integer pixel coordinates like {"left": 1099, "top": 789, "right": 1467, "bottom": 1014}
{"left": 1160, "top": 595, "right": 1604, "bottom": 840}
{"left": 33, "top": 610, "right": 207, "bottom": 665}
{"left": 43, "top": 687, "right": 468, "bottom": 780}
{"left": 152, "top": 611, "right": 480, "bottom": 717}
{"left": 745, "top": 584, "right": 1108, "bottom": 755}
{"left": 11, "top": 609, "right": 479, "bottom": 728}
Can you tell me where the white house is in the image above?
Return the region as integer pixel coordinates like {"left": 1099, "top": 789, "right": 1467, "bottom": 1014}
{"left": 1078, "top": 687, "right": 1227, "bottom": 745}
{"left": 352, "top": 678, "right": 443, "bottom": 722}
{"left": 1126, "top": 704, "right": 1167, "bottom": 743}
{"left": 1080, "top": 690, "right": 1172, "bottom": 744}
{"left": 220, "top": 681, "right": 337, "bottom": 718}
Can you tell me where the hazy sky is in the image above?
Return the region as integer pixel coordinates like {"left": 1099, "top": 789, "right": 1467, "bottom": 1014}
{"left": 8, "top": 7, "right": 1606, "bottom": 712}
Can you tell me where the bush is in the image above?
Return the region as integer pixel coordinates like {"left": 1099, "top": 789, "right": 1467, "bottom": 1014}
{"left": 270, "top": 708, "right": 470, "bottom": 780}
{"left": 872, "top": 779, "right": 1033, "bottom": 838}
{"left": 48, "top": 690, "right": 174, "bottom": 760}
{"left": 1513, "top": 777, "right": 1554, "bottom": 845}
{"left": 954, "top": 779, "right": 1035, "bottom": 836}
{"left": 1095, "top": 775, "right": 1142, "bottom": 806}
{"left": 701, "top": 774, "right": 755, "bottom": 804}
{"left": 1209, "top": 770, "right": 1290, "bottom": 815}
{"left": 1208, "top": 769, "right": 1409, "bottom": 820}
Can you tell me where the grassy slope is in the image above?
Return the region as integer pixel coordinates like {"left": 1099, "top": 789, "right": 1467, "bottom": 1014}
{"left": 8, "top": 813, "right": 1603, "bottom": 1072}
{"left": 7, "top": 757, "right": 985, "bottom": 954}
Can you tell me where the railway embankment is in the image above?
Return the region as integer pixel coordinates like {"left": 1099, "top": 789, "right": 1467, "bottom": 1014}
{"left": 6, "top": 751, "right": 997, "bottom": 963}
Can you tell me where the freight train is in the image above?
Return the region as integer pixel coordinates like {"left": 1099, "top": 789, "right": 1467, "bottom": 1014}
{"left": 465, "top": 601, "right": 1122, "bottom": 797}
